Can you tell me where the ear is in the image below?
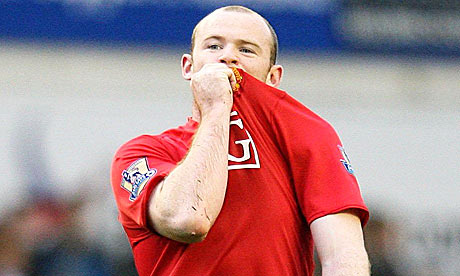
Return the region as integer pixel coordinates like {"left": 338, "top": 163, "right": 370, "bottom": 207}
{"left": 265, "top": 65, "right": 283, "bottom": 88}
{"left": 181, "top": 54, "right": 193, "bottom": 80}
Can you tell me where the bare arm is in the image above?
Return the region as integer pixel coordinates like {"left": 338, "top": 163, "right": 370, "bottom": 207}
{"left": 311, "top": 209, "right": 370, "bottom": 276}
{"left": 148, "top": 64, "right": 236, "bottom": 243}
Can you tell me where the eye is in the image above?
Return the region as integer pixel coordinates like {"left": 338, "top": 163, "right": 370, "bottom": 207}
{"left": 240, "top": 48, "right": 255, "bottom": 54}
{"left": 208, "top": 44, "right": 222, "bottom": 50}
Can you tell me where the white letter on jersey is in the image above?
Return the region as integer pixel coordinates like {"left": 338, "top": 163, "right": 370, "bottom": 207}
{"left": 228, "top": 111, "right": 260, "bottom": 170}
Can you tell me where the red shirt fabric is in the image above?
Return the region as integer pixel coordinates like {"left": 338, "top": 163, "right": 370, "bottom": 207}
{"left": 111, "top": 70, "right": 369, "bottom": 276}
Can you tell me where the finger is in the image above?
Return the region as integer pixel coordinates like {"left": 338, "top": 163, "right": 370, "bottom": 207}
{"left": 224, "top": 67, "right": 238, "bottom": 92}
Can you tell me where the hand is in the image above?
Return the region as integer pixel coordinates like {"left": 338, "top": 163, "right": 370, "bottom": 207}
{"left": 190, "top": 63, "right": 237, "bottom": 116}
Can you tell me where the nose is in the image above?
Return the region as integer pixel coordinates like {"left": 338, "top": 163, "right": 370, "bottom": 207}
{"left": 219, "top": 47, "right": 238, "bottom": 66}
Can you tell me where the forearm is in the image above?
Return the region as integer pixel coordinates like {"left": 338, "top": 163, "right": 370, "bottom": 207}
{"left": 149, "top": 107, "right": 230, "bottom": 242}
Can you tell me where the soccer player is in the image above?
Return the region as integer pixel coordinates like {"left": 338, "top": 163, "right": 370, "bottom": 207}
{"left": 111, "top": 5, "right": 370, "bottom": 276}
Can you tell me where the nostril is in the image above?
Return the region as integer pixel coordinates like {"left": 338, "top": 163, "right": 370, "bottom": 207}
{"left": 219, "top": 57, "right": 238, "bottom": 65}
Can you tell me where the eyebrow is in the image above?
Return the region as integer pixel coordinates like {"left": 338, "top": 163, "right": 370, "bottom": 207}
{"left": 203, "top": 35, "right": 262, "bottom": 51}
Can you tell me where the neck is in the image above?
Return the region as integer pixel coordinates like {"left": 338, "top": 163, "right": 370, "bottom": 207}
{"left": 191, "top": 102, "right": 201, "bottom": 123}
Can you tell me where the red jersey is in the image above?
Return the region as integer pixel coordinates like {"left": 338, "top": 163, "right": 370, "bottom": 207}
{"left": 111, "top": 70, "right": 368, "bottom": 276}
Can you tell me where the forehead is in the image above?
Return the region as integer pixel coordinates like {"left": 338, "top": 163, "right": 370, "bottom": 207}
{"left": 195, "top": 10, "right": 272, "bottom": 47}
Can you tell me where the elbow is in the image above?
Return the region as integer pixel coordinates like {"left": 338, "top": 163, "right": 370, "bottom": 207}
{"left": 150, "top": 208, "right": 212, "bottom": 244}
{"left": 168, "top": 215, "right": 211, "bottom": 243}
{"left": 321, "top": 249, "right": 370, "bottom": 275}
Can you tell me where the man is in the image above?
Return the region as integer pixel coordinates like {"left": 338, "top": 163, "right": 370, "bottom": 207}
{"left": 111, "top": 5, "right": 370, "bottom": 276}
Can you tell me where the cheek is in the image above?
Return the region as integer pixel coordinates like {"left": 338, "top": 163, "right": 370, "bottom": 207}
{"left": 191, "top": 59, "right": 206, "bottom": 73}
{"left": 246, "top": 62, "right": 270, "bottom": 81}
{"left": 192, "top": 55, "right": 219, "bottom": 72}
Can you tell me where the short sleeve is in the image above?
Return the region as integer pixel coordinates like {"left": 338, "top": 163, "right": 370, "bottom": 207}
{"left": 271, "top": 94, "right": 369, "bottom": 226}
{"left": 110, "top": 135, "right": 178, "bottom": 230}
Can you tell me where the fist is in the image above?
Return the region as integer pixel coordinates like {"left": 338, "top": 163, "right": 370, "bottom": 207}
{"left": 190, "top": 63, "right": 237, "bottom": 115}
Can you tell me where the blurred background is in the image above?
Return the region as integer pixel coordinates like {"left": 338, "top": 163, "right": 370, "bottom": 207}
{"left": 0, "top": 0, "right": 459, "bottom": 275}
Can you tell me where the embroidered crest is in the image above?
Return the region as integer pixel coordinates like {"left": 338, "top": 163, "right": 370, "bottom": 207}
{"left": 230, "top": 67, "right": 243, "bottom": 92}
{"left": 338, "top": 145, "right": 354, "bottom": 174}
{"left": 121, "top": 158, "right": 157, "bottom": 201}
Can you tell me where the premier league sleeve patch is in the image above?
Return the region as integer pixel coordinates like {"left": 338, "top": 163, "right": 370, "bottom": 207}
{"left": 121, "top": 157, "right": 157, "bottom": 201}
{"left": 338, "top": 145, "right": 354, "bottom": 175}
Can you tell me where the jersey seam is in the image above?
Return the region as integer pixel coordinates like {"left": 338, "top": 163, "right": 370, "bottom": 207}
{"left": 308, "top": 204, "right": 369, "bottom": 225}
{"left": 269, "top": 91, "right": 288, "bottom": 126}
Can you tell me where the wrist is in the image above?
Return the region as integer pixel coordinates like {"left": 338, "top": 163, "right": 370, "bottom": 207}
{"left": 200, "top": 104, "right": 232, "bottom": 121}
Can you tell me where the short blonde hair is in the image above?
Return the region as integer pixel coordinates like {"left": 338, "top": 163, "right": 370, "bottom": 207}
{"left": 190, "top": 5, "right": 278, "bottom": 66}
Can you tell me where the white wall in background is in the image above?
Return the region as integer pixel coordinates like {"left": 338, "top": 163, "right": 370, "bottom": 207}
{"left": 0, "top": 44, "right": 459, "bottom": 221}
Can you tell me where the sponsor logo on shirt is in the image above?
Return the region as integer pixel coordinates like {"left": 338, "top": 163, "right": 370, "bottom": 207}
{"left": 228, "top": 111, "right": 260, "bottom": 170}
{"left": 121, "top": 157, "right": 157, "bottom": 201}
{"left": 338, "top": 145, "right": 354, "bottom": 174}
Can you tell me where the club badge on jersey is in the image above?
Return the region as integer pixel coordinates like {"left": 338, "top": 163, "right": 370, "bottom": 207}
{"left": 121, "top": 157, "right": 157, "bottom": 201}
{"left": 338, "top": 145, "right": 354, "bottom": 174}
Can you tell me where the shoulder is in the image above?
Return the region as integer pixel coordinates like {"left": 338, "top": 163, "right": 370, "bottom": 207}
{"left": 274, "top": 93, "right": 339, "bottom": 141}
{"left": 114, "top": 134, "right": 164, "bottom": 161}
{"left": 114, "top": 120, "right": 197, "bottom": 160}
